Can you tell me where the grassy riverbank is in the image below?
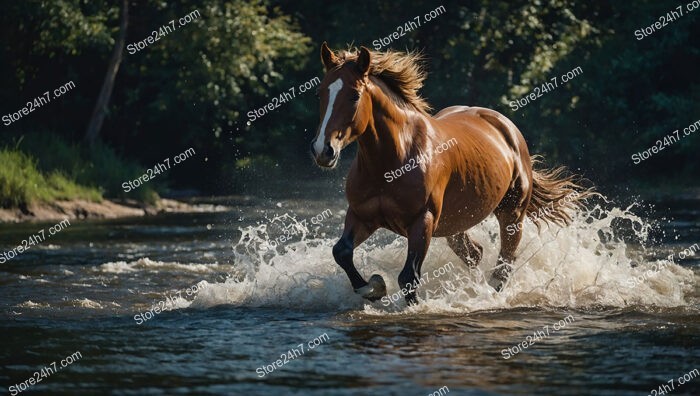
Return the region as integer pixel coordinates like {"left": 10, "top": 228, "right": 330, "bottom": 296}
{"left": 0, "top": 133, "right": 159, "bottom": 211}
{"left": 0, "top": 149, "right": 100, "bottom": 208}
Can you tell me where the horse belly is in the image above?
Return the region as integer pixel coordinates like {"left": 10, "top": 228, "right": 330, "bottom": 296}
{"left": 433, "top": 173, "right": 510, "bottom": 237}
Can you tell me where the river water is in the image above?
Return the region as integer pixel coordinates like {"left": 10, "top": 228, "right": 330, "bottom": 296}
{"left": 1, "top": 189, "right": 699, "bottom": 395}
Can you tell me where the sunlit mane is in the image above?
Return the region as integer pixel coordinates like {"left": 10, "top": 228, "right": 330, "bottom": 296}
{"left": 337, "top": 48, "right": 432, "bottom": 114}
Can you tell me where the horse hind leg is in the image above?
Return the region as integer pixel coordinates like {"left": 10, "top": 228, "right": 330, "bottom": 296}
{"left": 490, "top": 178, "right": 531, "bottom": 291}
{"left": 446, "top": 231, "right": 483, "bottom": 267}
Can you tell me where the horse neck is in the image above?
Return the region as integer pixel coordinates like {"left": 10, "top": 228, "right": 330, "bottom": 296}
{"left": 356, "top": 80, "right": 423, "bottom": 175}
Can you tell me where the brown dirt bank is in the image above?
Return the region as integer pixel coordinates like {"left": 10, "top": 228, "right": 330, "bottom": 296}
{"left": 0, "top": 198, "right": 231, "bottom": 223}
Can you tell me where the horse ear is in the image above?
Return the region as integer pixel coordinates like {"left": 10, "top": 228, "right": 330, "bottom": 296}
{"left": 321, "top": 41, "right": 339, "bottom": 71}
{"left": 357, "top": 46, "right": 371, "bottom": 77}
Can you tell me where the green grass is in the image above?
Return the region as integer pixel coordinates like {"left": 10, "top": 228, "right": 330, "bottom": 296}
{"left": 0, "top": 133, "right": 161, "bottom": 209}
{"left": 0, "top": 149, "right": 102, "bottom": 208}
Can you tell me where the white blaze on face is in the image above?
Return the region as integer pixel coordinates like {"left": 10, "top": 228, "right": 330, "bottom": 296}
{"left": 314, "top": 78, "right": 344, "bottom": 154}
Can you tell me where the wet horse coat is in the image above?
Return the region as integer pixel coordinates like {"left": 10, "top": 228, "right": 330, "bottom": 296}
{"left": 311, "top": 43, "right": 586, "bottom": 303}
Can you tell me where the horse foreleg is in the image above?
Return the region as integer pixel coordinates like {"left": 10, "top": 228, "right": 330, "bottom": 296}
{"left": 332, "top": 209, "right": 384, "bottom": 301}
{"left": 398, "top": 211, "right": 435, "bottom": 305}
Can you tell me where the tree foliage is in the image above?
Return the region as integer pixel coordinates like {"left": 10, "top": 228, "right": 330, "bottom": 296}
{"left": 0, "top": 0, "right": 697, "bottom": 196}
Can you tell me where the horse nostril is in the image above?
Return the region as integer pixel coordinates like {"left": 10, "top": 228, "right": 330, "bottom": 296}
{"left": 324, "top": 143, "right": 335, "bottom": 158}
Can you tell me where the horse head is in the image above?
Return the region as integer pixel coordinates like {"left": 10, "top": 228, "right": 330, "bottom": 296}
{"left": 310, "top": 42, "right": 373, "bottom": 168}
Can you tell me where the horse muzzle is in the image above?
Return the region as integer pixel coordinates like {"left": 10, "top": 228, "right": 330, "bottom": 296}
{"left": 311, "top": 142, "right": 339, "bottom": 168}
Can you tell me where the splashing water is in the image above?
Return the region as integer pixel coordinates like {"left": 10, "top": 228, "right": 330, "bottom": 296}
{"left": 185, "top": 203, "right": 696, "bottom": 314}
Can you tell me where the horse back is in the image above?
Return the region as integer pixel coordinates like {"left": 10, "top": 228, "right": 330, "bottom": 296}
{"left": 434, "top": 106, "right": 526, "bottom": 155}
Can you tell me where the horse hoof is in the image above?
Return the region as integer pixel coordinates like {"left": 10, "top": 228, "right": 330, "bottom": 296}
{"left": 489, "top": 263, "right": 512, "bottom": 291}
{"left": 487, "top": 276, "right": 504, "bottom": 292}
{"left": 405, "top": 293, "right": 418, "bottom": 306}
{"left": 354, "top": 274, "right": 387, "bottom": 302}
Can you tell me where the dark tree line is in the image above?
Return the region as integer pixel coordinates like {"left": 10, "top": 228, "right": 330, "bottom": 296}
{"left": 0, "top": 0, "right": 697, "bottom": 197}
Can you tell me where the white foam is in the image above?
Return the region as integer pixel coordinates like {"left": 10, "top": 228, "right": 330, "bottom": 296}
{"left": 73, "top": 298, "right": 103, "bottom": 309}
{"left": 161, "top": 203, "right": 700, "bottom": 313}
{"left": 98, "top": 257, "right": 223, "bottom": 274}
{"left": 16, "top": 300, "right": 50, "bottom": 309}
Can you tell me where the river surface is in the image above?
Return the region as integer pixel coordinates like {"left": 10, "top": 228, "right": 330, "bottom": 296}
{"left": 1, "top": 190, "right": 699, "bottom": 395}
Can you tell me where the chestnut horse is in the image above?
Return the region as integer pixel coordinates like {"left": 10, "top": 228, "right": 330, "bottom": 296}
{"left": 311, "top": 43, "right": 587, "bottom": 304}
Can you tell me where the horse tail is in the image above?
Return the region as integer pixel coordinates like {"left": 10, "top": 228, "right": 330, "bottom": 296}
{"left": 526, "top": 155, "right": 596, "bottom": 228}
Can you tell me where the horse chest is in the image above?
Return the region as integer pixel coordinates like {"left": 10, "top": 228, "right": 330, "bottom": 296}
{"left": 347, "top": 181, "right": 426, "bottom": 234}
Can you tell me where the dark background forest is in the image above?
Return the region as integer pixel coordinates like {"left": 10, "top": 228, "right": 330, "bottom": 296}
{"left": 1, "top": 0, "right": 698, "bottom": 208}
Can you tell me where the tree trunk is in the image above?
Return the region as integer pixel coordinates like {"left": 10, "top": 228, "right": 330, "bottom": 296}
{"left": 84, "top": 0, "right": 128, "bottom": 146}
